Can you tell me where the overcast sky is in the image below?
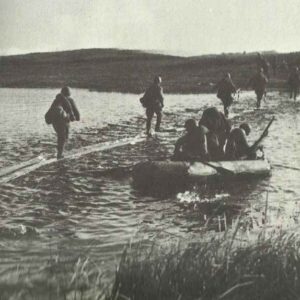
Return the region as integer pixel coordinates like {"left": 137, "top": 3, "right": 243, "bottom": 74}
{"left": 1, "top": 0, "right": 300, "bottom": 56}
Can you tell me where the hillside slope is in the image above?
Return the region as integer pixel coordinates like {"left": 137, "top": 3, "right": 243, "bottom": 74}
{"left": 0, "top": 48, "right": 298, "bottom": 93}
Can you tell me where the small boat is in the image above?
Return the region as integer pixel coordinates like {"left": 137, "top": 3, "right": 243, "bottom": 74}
{"left": 132, "top": 160, "right": 271, "bottom": 190}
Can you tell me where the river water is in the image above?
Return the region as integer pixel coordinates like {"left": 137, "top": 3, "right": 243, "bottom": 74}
{"left": 0, "top": 88, "right": 300, "bottom": 289}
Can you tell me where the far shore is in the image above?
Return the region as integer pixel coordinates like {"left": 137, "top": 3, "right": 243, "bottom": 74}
{"left": 0, "top": 48, "right": 298, "bottom": 94}
{"left": 0, "top": 84, "right": 287, "bottom": 95}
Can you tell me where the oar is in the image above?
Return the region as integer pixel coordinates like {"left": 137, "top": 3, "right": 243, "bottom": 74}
{"left": 171, "top": 156, "right": 235, "bottom": 176}
{"left": 85, "top": 165, "right": 134, "bottom": 177}
{"left": 273, "top": 163, "right": 300, "bottom": 172}
{"left": 170, "top": 152, "right": 235, "bottom": 176}
{"left": 192, "top": 160, "right": 235, "bottom": 176}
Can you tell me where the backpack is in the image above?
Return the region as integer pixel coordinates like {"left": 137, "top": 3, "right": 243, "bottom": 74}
{"left": 45, "top": 103, "right": 68, "bottom": 125}
{"left": 217, "top": 88, "right": 226, "bottom": 100}
{"left": 45, "top": 106, "right": 53, "bottom": 124}
{"left": 139, "top": 95, "right": 148, "bottom": 108}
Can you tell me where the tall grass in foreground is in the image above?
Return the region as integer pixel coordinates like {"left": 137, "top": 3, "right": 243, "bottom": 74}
{"left": 0, "top": 255, "right": 111, "bottom": 300}
{"left": 3, "top": 230, "right": 300, "bottom": 299}
{"left": 110, "top": 230, "right": 300, "bottom": 300}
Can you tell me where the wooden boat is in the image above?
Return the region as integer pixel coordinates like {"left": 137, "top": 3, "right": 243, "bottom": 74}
{"left": 132, "top": 160, "right": 271, "bottom": 189}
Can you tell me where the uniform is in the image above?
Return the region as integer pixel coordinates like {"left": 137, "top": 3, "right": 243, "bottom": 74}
{"left": 217, "top": 77, "right": 237, "bottom": 117}
{"left": 287, "top": 70, "right": 300, "bottom": 100}
{"left": 173, "top": 125, "right": 209, "bottom": 161}
{"left": 199, "top": 107, "right": 231, "bottom": 160}
{"left": 225, "top": 128, "right": 255, "bottom": 160}
{"left": 141, "top": 83, "right": 164, "bottom": 134}
{"left": 248, "top": 72, "right": 268, "bottom": 108}
{"left": 50, "top": 93, "right": 80, "bottom": 158}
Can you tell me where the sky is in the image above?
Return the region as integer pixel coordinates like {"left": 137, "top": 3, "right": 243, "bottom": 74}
{"left": 1, "top": 0, "right": 300, "bottom": 56}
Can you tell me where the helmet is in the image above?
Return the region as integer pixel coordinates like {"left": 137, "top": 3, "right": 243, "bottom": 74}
{"left": 240, "top": 123, "right": 251, "bottom": 135}
{"left": 61, "top": 86, "right": 71, "bottom": 97}
{"left": 184, "top": 119, "right": 197, "bottom": 132}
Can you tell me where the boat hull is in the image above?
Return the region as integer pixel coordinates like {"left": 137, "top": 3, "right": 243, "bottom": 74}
{"left": 132, "top": 160, "right": 271, "bottom": 190}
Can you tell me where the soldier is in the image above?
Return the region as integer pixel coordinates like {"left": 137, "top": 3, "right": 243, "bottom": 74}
{"left": 216, "top": 73, "right": 237, "bottom": 117}
{"left": 199, "top": 107, "right": 231, "bottom": 161}
{"left": 257, "top": 53, "right": 270, "bottom": 79}
{"left": 140, "top": 76, "right": 164, "bottom": 136}
{"left": 248, "top": 68, "right": 268, "bottom": 109}
{"left": 46, "top": 86, "right": 80, "bottom": 159}
{"left": 225, "top": 123, "right": 255, "bottom": 160}
{"left": 225, "top": 123, "right": 266, "bottom": 160}
{"left": 173, "top": 119, "right": 209, "bottom": 162}
{"left": 287, "top": 67, "right": 300, "bottom": 101}
{"left": 271, "top": 56, "right": 277, "bottom": 76}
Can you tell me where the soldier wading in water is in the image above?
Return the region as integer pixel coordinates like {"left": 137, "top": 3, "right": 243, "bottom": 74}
{"left": 140, "top": 76, "right": 164, "bottom": 136}
{"left": 45, "top": 86, "right": 80, "bottom": 159}
{"left": 216, "top": 73, "right": 237, "bottom": 118}
{"left": 247, "top": 68, "right": 268, "bottom": 109}
{"left": 287, "top": 67, "right": 300, "bottom": 101}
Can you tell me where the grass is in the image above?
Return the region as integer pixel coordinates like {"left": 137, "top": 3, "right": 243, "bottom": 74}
{"left": 2, "top": 224, "right": 300, "bottom": 299}
{"left": 0, "top": 254, "right": 111, "bottom": 300}
{"left": 0, "top": 48, "right": 299, "bottom": 94}
{"left": 109, "top": 227, "right": 300, "bottom": 300}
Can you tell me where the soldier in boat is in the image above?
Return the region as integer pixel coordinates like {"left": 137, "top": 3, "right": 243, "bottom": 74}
{"left": 216, "top": 73, "right": 237, "bottom": 117}
{"left": 198, "top": 107, "right": 231, "bottom": 161}
{"left": 225, "top": 123, "right": 266, "bottom": 160}
{"left": 172, "top": 119, "right": 209, "bottom": 162}
{"left": 45, "top": 86, "right": 80, "bottom": 159}
{"left": 247, "top": 68, "right": 268, "bottom": 109}
{"left": 140, "top": 76, "right": 164, "bottom": 136}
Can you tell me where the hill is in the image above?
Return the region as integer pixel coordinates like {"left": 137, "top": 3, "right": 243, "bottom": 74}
{"left": 0, "top": 48, "right": 299, "bottom": 94}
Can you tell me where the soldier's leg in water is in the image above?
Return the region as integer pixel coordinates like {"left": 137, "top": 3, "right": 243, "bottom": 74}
{"left": 222, "top": 97, "right": 230, "bottom": 117}
{"left": 65, "top": 123, "right": 70, "bottom": 143}
{"left": 62, "top": 123, "right": 70, "bottom": 154}
{"left": 294, "top": 87, "right": 298, "bottom": 101}
{"left": 256, "top": 91, "right": 262, "bottom": 108}
{"left": 155, "top": 109, "right": 162, "bottom": 131}
{"left": 53, "top": 122, "right": 66, "bottom": 159}
{"left": 224, "top": 105, "right": 229, "bottom": 118}
{"left": 146, "top": 108, "right": 154, "bottom": 135}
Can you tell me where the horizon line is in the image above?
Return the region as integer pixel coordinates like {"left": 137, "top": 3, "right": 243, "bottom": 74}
{"left": 0, "top": 47, "right": 287, "bottom": 59}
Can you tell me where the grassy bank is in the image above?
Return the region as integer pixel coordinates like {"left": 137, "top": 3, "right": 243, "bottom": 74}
{"left": 0, "top": 48, "right": 299, "bottom": 94}
{"left": 109, "top": 229, "right": 300, "bottom": 300}
{"left": 0, "top": 254, "right": 111, "bottom": 300}
{"left": 3, "top": 228, "right": 300, "bottom": 300}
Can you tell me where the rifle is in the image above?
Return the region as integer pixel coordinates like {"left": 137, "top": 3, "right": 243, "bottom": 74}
{"left": 249, "top": 116, "right": 275, "bottom": 152}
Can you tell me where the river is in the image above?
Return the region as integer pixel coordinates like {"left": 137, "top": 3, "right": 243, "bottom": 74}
{"left": 0, "top": 88, "right": 300, "bottom": 290}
